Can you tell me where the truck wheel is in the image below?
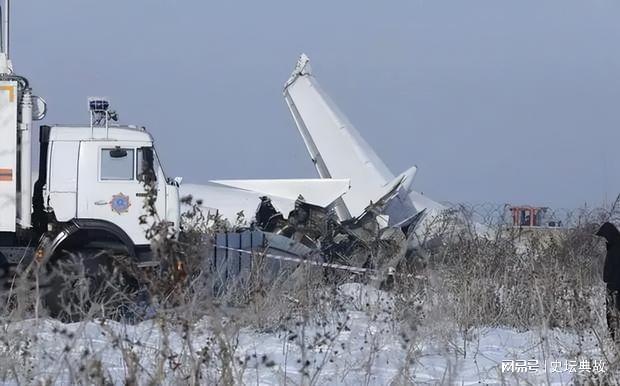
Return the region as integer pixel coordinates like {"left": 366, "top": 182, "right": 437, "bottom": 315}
{"left": 43, "top": 249, "right": 141, "bottom": 322}
{"left": 0, "top": 251, "right": 11, "bottom": 284}
{"left": 0, "top": 252, "right": 15, "bottom": 307}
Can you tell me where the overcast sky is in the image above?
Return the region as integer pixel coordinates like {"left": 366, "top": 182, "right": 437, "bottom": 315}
{"left": 11, "top": 0, "right": 620, "bottom": 209}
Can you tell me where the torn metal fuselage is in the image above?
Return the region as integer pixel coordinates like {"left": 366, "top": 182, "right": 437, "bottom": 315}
{"left": 253, "top": 195, "right": 412, "bottom": 271}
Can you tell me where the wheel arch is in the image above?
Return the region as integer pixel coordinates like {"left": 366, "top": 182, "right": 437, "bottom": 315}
{"left": 38, "top": 219, "right": 138, "bottom": 263}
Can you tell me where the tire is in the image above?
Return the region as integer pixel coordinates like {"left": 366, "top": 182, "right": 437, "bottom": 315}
{"left": 0, "top": 251, "right": 14, "bottom": 307}
{"left": 0, "top": 251, "right": 11, "bottom": 286}
{"left": 43, "top": 248, "right": 142, "bottom": 322}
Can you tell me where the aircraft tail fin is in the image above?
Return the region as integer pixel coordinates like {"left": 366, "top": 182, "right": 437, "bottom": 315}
{"left": 284, "top": 54, "right": 394, "bottom": 219}
{"left": 284, "top": 54, "right": 447, "bottom": 228}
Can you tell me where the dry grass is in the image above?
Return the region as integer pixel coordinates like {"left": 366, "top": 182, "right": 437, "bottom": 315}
{"left": 0, "top": 200, "right": 618, "bottom": 384}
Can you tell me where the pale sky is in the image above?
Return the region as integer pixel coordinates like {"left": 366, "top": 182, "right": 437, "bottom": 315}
{"left": 11, "top": 0, "right": 620, "bottom": 209}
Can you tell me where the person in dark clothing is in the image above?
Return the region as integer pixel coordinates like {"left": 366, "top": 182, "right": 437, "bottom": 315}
{"left": 596, "top": 222, "right": 620, "bottom": 340}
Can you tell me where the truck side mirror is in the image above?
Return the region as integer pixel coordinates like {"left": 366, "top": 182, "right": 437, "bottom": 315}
{"left": 110, "top": 146, "right": 127, "bottom": 158}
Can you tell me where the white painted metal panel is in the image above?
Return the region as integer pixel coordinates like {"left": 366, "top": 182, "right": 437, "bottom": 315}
{"left": 48, "top": 141, "right": 80, "bottom": 221}
{"left": 283, "top": 55, "right": 447, "bottom": 227}
{"left": 77, "top": 141, "right": 152, "bottom": 245}
{"left": 49, "top": 141, "right": 79, "bottom": 192}
{"left": 49, "top": 192, "right": 77, "bottom": 221}
{"left": 182, "top": 179, "right": 350, "bottom": 227}
{"left": 210, "top": 178, "right": 350, "bottom": 208}
{"left": 181, "top": 182, "right": 299, "bottom": 225}
{"left": 283, "top": 58, "right": 394, "bottom": 217}
{"left": 0, "top": 80, "right": 17, "bottom": 232}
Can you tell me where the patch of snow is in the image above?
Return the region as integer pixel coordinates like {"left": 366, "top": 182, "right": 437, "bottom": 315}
{"left": 0, "top": 284, "right": 611, "bottom": 385}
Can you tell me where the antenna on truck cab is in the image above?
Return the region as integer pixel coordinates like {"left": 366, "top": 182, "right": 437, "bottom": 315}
{"left": 2, "top": 0, "right": 8, "bottom": 59}
{"left": 89, "top": 97, "right": 118, "bottom": 138}
{"left": 0, "top": 0, "right": 11, "bottom": 73}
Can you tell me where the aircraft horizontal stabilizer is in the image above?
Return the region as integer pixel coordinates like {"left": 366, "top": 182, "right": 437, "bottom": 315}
{"left": 181, "top": 178, "right": 349, "bottom": 226}
{"left": 210, "top": 178, "right": 350, "bottom": 208}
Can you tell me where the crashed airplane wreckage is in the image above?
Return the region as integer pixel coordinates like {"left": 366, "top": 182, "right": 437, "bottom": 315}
{"left": 181, "top": 54, "right": 479, "bottom": 276}
{"left": 282, "top": 54, "right": 451, "bottom": 239}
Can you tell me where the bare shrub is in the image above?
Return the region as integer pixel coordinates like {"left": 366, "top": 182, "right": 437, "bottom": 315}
{"left": 1, "top": 198, "right": 619, "bottom": 384}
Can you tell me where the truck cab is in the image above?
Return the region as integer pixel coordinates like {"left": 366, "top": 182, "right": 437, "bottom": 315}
{"left": 0, "top": 1, "right": 181, "bottom": 274}
{"left": 41, "top": 124, "right": 180, "bottom": 246}
{"left": 33, "top": 100, "right": 181, "bottom": 261}
{"left": 0, "top": 78, "right": 181, "bottom": 263}
{"left": 0, "top": 2, "right": 182, "bottom": 319}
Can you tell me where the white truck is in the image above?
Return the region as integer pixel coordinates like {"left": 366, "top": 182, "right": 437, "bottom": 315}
{"left": 0, "top": 3, "right": 180, "bottom": 284}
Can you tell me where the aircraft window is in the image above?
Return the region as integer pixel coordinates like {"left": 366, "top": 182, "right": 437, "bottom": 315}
{"left": 101, "top": 148, "right": 135, "bottom": 180}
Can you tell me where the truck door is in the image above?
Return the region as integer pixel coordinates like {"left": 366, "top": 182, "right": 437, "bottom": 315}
{"left": 77, "top": 142, "right": 151, "bottom": 245}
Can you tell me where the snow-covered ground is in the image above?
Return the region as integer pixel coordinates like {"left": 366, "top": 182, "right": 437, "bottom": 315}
{"left": 0, "top": 284, "right": 612, "bottom": 385}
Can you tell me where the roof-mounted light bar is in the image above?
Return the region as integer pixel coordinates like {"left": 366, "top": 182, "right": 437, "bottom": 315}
{"left": 89, "top": 98, "right": 110, "bottom": 113}
{"left": 88, "top": 97, "right": 118, "bottom": 137}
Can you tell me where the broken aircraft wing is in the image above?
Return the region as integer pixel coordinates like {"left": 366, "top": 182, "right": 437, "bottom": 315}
{"left": 211, "top": 178, "right": 349, "bottom": 208}
{"left": 180, "top": 178, "right": 349, "bottom": 225}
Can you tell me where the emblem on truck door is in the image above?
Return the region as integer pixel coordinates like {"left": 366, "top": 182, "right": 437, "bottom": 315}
{"left": 110, "top": 193, "right": 131, "bottom": 214}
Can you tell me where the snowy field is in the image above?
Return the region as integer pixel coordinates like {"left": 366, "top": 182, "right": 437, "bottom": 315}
{"left": 0, "top": 283, "right": 612, "bottom": 385}
{"left": 0, "top": 206, "right": 614, "bottom": 385}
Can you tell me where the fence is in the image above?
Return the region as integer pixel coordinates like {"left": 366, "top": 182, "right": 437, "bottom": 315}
{"left": 443, "top": 201, "right": 619, "bottom": 229}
